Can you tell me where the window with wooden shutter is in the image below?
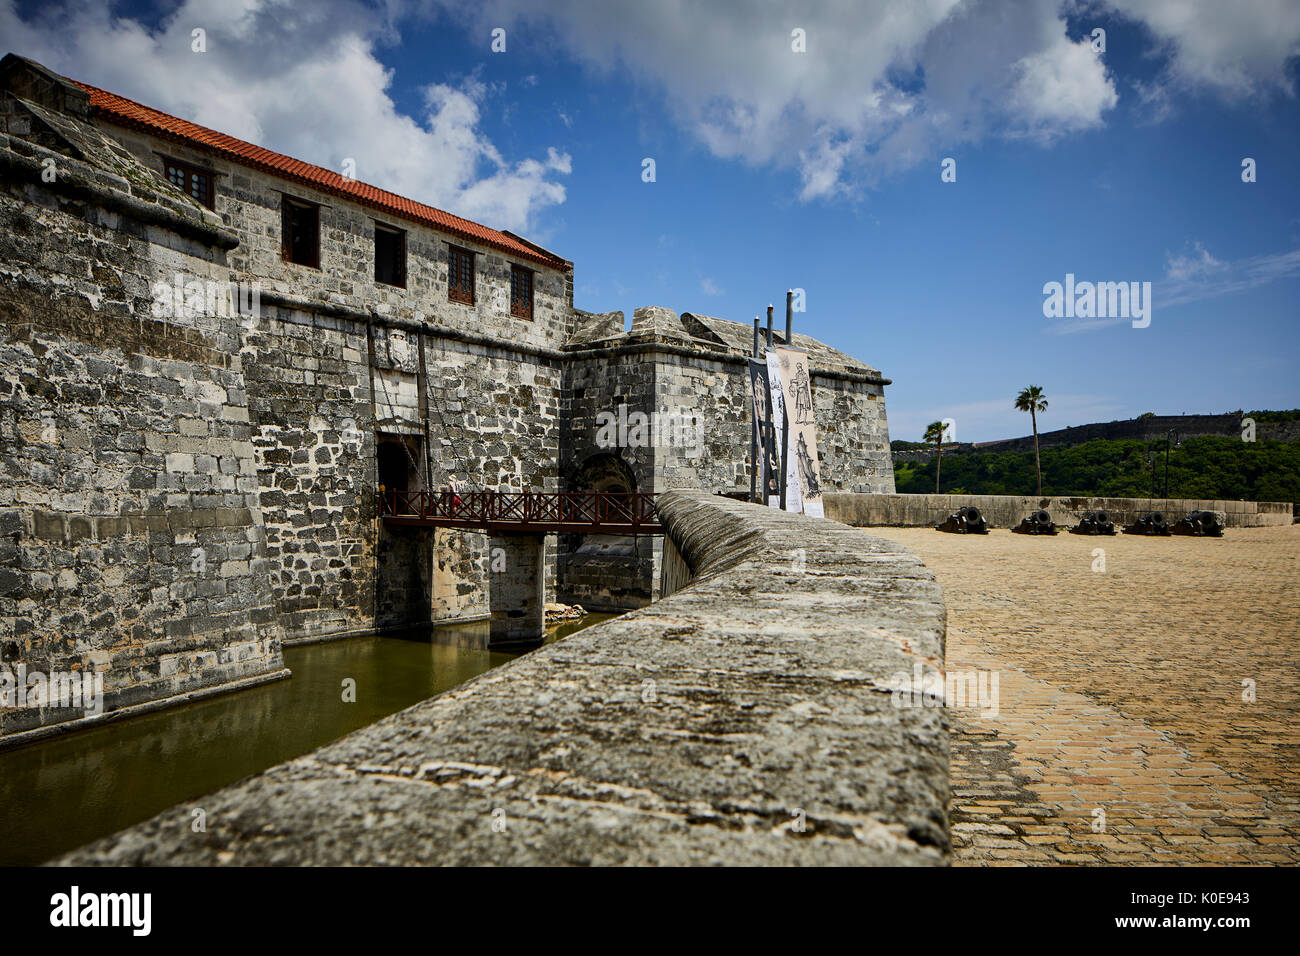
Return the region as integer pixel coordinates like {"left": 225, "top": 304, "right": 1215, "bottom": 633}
{"left": 281, "top": 197, "right": 320, "bottom": 268}
{"left": 448, "top": 245, "right": 475, "bottom": 304}
{"left": 510, "top": 265, "right": 533, "bottom": 320}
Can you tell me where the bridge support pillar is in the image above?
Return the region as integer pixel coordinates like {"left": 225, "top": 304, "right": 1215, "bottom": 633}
{"left": 488, "top": 534, "right": 546, "bottom": 643}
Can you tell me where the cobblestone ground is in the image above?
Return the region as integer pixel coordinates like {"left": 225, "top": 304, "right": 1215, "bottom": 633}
{"left": 877, "top": 524, "right": 1300, "bottom": 866}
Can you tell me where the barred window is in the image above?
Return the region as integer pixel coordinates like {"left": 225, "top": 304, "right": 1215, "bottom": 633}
{"left": 510, "top": 265, "right": 533, "bottom": 320}
{"left": 448, "top": 246, "right": 475, "bottom": 305}
{"left": 163, "top": 157, "right": 215, "bottom": 209}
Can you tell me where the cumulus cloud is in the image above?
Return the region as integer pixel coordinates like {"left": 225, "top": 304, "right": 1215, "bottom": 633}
{"left": 1010, "top": 30, "right": 1118, "bottom": 134}
{"left": 1104, "top": 0, "right": 1300, "bottom": 97}
{"left": 430, "top": 0, "right": 1121, "bottom": 197}
{"left": 0, "top": 0, "right": 570, "bottom": 232}
{"left": 5, "top": 0, "right": 1297, "bottom": 217}
{"left": 425, "top": 0, "right": 1300, "bottom": 197}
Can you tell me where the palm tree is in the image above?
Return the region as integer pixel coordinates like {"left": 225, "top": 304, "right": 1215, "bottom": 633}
{"left": 923, "top": 421, "right": 946, "bottom": 494}
{"left": 1015, "top": 385, "right": 1049, "bottom": 496}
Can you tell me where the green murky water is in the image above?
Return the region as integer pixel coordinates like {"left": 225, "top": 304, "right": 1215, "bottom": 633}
{"left": 0, "top": 614, "right": 614, "bottom": 865}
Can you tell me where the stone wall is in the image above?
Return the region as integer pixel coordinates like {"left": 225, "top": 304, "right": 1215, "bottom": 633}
{"left": 0, "top": 88, "right": 287, "bottom": 744}
{"left": 95, "top": 116, "right": 574, "bottom": 635}
{"left": 824, "top": 493, "right": 1295, "bottom": 529}
{"left": 244, "top": 304, "right": 567, "bottom": 641}
{"left": 557, "top": 341, "right": 656, "bottom": 608}
{"left": 0, "top": 57, "right": 577, "bottom": 744}
{"left": 1, "top": 54, "right": 908, "bottom": 743}
{"left": 97, "top": 125, "right": 575, "bottom": 354}
{"left": 562, "top": 308, "right": 895, "bottom": 500}
{"left": 57, "top": 491, "right": 950, "bottom": 866}
{"left": 556, "top": 307, "right": 897, "bottom": 609}
{"left": 240, "top": 305, "right": 376, "bottom": 641}
{"left": 814, "top": 374, "right": 895, "bottom": 493}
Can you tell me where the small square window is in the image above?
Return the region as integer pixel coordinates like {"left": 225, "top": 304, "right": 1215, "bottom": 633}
{"left": 510, "top": 265, "right": 534, "bottom": 320}
{"left": 448, "top": 246, "right": 475, "bottom": 305}
{"left": 281, "top": 197, "right": 320, "bottom": 269}
{"left": 162, "top": 157, "right": 215, "bottom": 209}
{"left": 374, "top": 224, "right": 406, "bottom": 288}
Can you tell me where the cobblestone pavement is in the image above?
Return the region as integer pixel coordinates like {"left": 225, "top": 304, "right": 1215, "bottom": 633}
{"left": 877, "top": 524, "right": 1300, "bottom": 866}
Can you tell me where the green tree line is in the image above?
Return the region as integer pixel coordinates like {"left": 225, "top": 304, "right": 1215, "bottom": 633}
{"left": 893, "top": 436, "right": 1300, "bottom": 502}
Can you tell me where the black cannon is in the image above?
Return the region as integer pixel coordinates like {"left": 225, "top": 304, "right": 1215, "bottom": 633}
{"left": 1069, "top": 509, "right": 1116, "bottom": 535}
{"left": 1171, "top": 510, "right": 1224, "bottom": 537}
{"left": 936, "top": 505, "right": 989, "bottom": 534}
{"left": 1123, "top": 511, "right": 1171, "bottom": 535}
{"left": 1011, "top": 509, "right": 1058, "bottom": 534}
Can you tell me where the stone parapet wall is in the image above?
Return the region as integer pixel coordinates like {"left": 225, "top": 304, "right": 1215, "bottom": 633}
{"left": 825, "top": 493, "right": 1294, "bottom": 529}
{"left": 57, "top": 491, "right": 950, "bottom": 865}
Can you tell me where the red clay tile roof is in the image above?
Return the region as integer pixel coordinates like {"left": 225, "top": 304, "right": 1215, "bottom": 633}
{"left": 74, "top": 81, "right": 570, "bottom": 271}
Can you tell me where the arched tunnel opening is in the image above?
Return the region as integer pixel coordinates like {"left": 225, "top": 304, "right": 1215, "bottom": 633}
{"left": 556, "top": 452, "right": 654, "bottom": 612}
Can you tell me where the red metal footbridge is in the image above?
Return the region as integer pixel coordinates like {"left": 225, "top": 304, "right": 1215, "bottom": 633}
{"left": 378, "top": 490, "right": 662, "bottom": 535}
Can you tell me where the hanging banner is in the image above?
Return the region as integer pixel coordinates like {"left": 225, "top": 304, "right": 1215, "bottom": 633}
{"left": 765, "top": 350, "right": 803, "bottom": 513}
{"left": 776, "top": 347, "right": 823, "bottom": 518}
{"left": 747, "top": 360, "right": 780, "bottom": 505}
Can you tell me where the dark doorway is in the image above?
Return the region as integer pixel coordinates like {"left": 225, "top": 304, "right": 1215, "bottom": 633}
{"left": 375, "top": 433, "right": 431, "bottom": 631}
{"left": 377, "top": 434, "right": 423, "bottom": 493}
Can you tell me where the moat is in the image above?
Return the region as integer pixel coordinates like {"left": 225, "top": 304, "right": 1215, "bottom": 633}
{"left": 0, "top": 615, "right": 613, "bottom": 865}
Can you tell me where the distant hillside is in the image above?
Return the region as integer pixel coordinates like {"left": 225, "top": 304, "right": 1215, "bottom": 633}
{"left": 893, "top": 410, "right": 1300, "bottom": 461}
{"left": 893, "top": 435, "right": 1300, "bottom": 504}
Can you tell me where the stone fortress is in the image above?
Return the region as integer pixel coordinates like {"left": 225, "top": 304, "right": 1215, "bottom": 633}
{"left": 0, "top": 54, "right": 896, "bottom": 743}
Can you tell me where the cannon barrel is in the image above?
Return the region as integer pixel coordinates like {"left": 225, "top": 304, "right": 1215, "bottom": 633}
{"left": 1012, "top": 509, "right": 1058, "bottom": 534}
{"left": 1172, "top": 509, "right": 1224, "bottom": 537}
{"left": 1123, "top": 511, "right": 1171, "bottom": 535}
{"left": 1070, "top": 509, "right": 1116, "bottom": 535}
{"left": 935, "top": 505, "right": 988, "bottom": 534}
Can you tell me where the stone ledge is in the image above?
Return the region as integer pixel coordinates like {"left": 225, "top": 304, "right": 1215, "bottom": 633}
{"left": 0, "top": 667, "right": 291, "bottom": 754}
{"left": 55, "top": 491, "right": 949, "bottom": 866}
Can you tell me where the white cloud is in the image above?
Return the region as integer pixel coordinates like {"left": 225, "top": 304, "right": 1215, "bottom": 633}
{"left": 424, "top": 0, "right": 1300, "bottom": 198}
{"left": 1164, "top": 241, "right": 1223, "bottom": 282}
{"left": 431, "top": 0, "right": 1122, "bottom": 198}
{"left": 1160, "top": 244, "right": 1300, "bottom": 307}
{"left": 1104, "top": 0, "right": 1300, "bottom": 97}
{"left": 1010, "top": 31, "right": 1117, "bottom": 134}
{"left": 1044, "top": 242, "right": 1300, "bottom": 335}
{"left": 0, "top": 0, "right": 570, "bottom": 233}
{"left": 699, "top": 276, "right": 722, "bottom": 296}
{"left": 7, "top": 0, "right": 1297, "bottom": 218}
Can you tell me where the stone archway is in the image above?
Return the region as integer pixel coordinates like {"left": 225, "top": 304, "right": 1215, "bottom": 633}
{"left": 572, "top": 451, "right": 637, "bottom": 496}
{"left": 557, "top": 452, "right": 652, "bottom": 611}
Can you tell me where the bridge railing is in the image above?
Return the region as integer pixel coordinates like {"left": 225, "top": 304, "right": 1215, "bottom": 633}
{"left": 377, "top": 489, "right": 661, "bottom": 532}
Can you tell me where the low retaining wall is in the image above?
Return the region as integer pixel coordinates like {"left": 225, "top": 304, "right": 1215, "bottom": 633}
{"left": 824, "top": 493, "right": 1292, "bottom": 530}
{"left": 57, "top": 491, "right": 949, "bottom": 866}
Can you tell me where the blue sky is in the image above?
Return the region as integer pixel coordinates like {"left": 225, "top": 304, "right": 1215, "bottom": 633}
{"left": 6, "top": 0, "right": 1299, "bottom": 441}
